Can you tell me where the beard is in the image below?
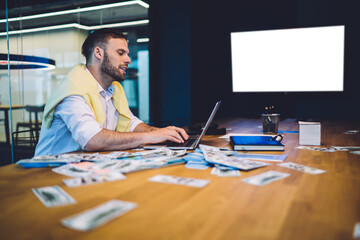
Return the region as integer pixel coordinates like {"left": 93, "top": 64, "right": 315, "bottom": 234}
{"left": 100, "top": 52, "right": 125, "bottom": 82}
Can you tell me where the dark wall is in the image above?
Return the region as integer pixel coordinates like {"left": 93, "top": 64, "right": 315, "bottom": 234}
{"left": 148, "top": 0, "right": 191, "bottom": 126}
{"left": 190, "top": 0, "right": 298, "bottom": 122}
{"left": 150, "top": 0, "right": 360, "bottom": 124}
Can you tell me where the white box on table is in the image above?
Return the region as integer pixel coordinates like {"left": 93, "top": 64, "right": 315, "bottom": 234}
{"left": 299, "top": 121, "right": 321, "bottom": 146}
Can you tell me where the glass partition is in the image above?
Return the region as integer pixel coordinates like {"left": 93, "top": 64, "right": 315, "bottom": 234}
{"left": 0, "top": 0, "right": 150, "bottom": 165}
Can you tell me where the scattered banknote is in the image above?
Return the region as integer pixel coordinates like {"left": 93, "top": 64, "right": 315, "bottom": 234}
{"left": 234, "top": 153, "right": 287, "bottom": 162}
{"left": 60, "top": 153, "right": 102, "bottom": 160}
{"left": 160, "top": 148, "right": 187, "bottom": 157}
{"left": 18, "top": 153, "right": 113, "bottom": 168}
{"left": 17, "top": 153, "right": 94, "bottom": 168}
{"left": 199, "top": 144, "right": 232, "bottom": 163}
{"left": 344, "top": 130, "right": 359, "bottom": 135}
{"left": 16, "top": 158, "right": 81, "bottom": 168}
{"left": 112, "top": 148, "right": 187, "bottom": 160}
{"left": 332, "top": 146, "right": 360, "bottom": 151}
{"left": 52, "top": 163, "right": 94, "bottom": 177}
{"left": 214, "top": 164, "right": 238, "bottom": 171}
{"left": 297, "top": 146, "right": 337, "bottom": 152}
{"left": 104, "top": 151, "right": 132, "bottom": 158}
{"left": 103, "top": 150, "right": 166, "bottom": 159}
{"left": 54, "top": 153, "right": 110, "bottom": 161}
{"left": 196, "top": 146, "right": 237, "bottom": 156}
{"left": 199, "top": 144, "right": 270, "bottom": 170}
{"left": 224, "top": 156, "right": 271, "bottom": 170}
{"left": 278, "top": 162, "right": 326, "bottom": 175}
{"left": 89, "top": 160, "right": 129, "bottom": 171}
{"left": 28, "top": 148, "right": 186, "bottom": 168}
{"left": 184, "top": 152, "right": 206, "bottom": 162}
{"left": 184, "top": 152, "right": 210, "bottom": 169}
{"left": 63, "top": 171, "right": 126, "bottom": 187}
{"left": 354, "top": 223, "right": 360, "bottom": 238}
{"left": 31, "top": 154, "right": 79, "bottom": 160}
{"left": 94, "top": 160, "right": 147, "bottom": 173}
{"left": 211, "top": 167, "right": 241, "bottom": 177}
{"left": 53, "top": 154, "right": 186, "bottom": 178}
{"left": 62, "top": 200, "right": 137, "bottom": 231}
{"left": 242, "top": 171, "right": 290, "bottom": 186}
{"left": 108, "top": 157, "right": 185, "bottom": 173}
{"left": 197, "top": 148, "right": 285, "bottom": 160}
{"left": 17, "top": 158, "right": 80, "bottom": 163}
{"left": 143, "top": 148, "right": 186, "bottom": 157}
{"left": 149, "top": 174, "right": 210, "bottom": 188}
{"left": 219, "top": 150, "right": 238, "bottom": 156}
{"left": 298, "top": 146, "right": 360, "bottom": 152}
{"left": 76, "top": 155, "right": 113, "bottom": 161}
{"left": 32, "top": 185, "right": 76, "bottom": 207}
{"left": 185, "top": 162, "right": 209, "bottom": 170}
{"left": 31, "top": 155, "right": 59, "bottom": 160}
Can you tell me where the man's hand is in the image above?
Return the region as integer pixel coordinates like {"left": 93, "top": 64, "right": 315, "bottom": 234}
{"left": 145, "top": 126, "right": 189, "bottom": 144}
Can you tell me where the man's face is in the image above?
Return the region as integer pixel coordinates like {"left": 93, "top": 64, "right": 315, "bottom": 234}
{"left": 100, "top": 38, "right": 131, "bottom": 82}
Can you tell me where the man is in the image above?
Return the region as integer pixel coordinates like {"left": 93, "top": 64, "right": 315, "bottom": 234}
{"left": 35, "top": 28, "right": 188, "bottom": 156}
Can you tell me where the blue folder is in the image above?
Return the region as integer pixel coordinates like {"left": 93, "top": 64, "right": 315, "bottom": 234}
{"left": 230, "top": 135, "right": 284, "bottom": 151}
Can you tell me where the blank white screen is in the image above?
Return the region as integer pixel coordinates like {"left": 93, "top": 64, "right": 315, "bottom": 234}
{"left": 231, "top": 26, "right": 344, "bottom": 92}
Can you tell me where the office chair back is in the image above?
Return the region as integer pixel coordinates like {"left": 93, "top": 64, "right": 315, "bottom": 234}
{"left": 15, "top": 104, "right": 45, "bottom": 146}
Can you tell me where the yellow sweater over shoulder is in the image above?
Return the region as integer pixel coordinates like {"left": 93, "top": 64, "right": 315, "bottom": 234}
{"left": 43, "top": 64, "right": 131, "bottom": 132}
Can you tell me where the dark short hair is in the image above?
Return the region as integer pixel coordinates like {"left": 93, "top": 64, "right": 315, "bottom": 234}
{"left": 81, "top": 28, "right": 127, "bottom": 63}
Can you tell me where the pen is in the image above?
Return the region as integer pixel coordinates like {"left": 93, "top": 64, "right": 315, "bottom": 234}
{"left": 264, "top": 107, "right": 271, "bottom": 121}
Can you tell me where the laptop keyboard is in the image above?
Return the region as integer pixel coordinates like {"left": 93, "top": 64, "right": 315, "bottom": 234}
{"left": 165, "top": 138, "right": 197, "bottom": 147}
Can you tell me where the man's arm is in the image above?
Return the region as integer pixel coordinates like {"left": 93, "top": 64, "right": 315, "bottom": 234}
{"left": 57, "top": 95, "right": 189, "bottom": 152}
{"left": 85, "top": 125, "right": 189, "bottom": 151}
{"left": 132, "top": 122, "right": 158, "bottom": 132}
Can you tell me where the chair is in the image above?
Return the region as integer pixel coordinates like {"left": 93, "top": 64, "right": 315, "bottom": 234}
{"left": 0, "top": 116, "right": 4, "bottom": 143}
{"left": 0, "top": 105, "right": 4, "bottom": 124}
{"left": 12, "top": 129, "right": 38, "bottom": 148}
{"left": 15, "top": 104, "right": 45, "bottom": 145}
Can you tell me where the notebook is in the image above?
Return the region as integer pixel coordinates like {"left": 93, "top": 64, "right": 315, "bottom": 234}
{"left": 230, "top": 135, "right": 284, "bottom": 151}
{"left": 144, "top": 101, "right": 221, "bottom": 150}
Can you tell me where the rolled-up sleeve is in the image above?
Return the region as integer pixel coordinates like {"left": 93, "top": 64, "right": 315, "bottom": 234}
{"left": 55, "top": 95, "right": 102, "bottom": 148}
{"left": 129, "top": 110, "right": 143, "bottom": 132}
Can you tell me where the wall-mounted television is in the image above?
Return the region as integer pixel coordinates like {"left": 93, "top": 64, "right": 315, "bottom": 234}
{"left": 230, "top": 25, "right": 345, "bottom": 92}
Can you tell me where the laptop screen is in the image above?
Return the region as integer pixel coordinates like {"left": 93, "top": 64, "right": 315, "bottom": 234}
{"left": 193, "top": 101, "right": 222, "bottom": 148}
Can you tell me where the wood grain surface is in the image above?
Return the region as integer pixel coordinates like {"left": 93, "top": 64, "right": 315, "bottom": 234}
{"left": 0, "top": 118, "right": 359, "bottom": 240}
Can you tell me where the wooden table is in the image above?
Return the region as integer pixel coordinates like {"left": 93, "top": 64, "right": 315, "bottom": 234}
{"left": 0, "top": 118, "right": 359, "bottom": 240}
{"left": 0, "top": 105, "right": 24, "bottom": 145}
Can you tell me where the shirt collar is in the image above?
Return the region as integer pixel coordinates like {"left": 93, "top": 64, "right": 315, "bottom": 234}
{"left": 85, "top": 67, "right": 115, "bottom": 97}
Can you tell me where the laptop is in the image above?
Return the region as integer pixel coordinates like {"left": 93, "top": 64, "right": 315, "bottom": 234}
{"left": 144, "top": 101, "right": 221, "bottom": 150}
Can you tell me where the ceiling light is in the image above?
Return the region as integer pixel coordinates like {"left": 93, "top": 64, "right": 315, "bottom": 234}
{"left": 0, "top": 20, "right": 149, "bottom": 36}
{"left": 137, "top": 38, "right": 149, "bottom": 43}
{"left": 0, "top": 0, "right": 149, "bottom": 23}
{"left": 0, "top": 53, "right": 56, "bottom": 70}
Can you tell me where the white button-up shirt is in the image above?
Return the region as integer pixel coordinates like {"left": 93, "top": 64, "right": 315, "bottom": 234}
{"left": 35, "top": 83, "right": 142, "bottom": 156}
